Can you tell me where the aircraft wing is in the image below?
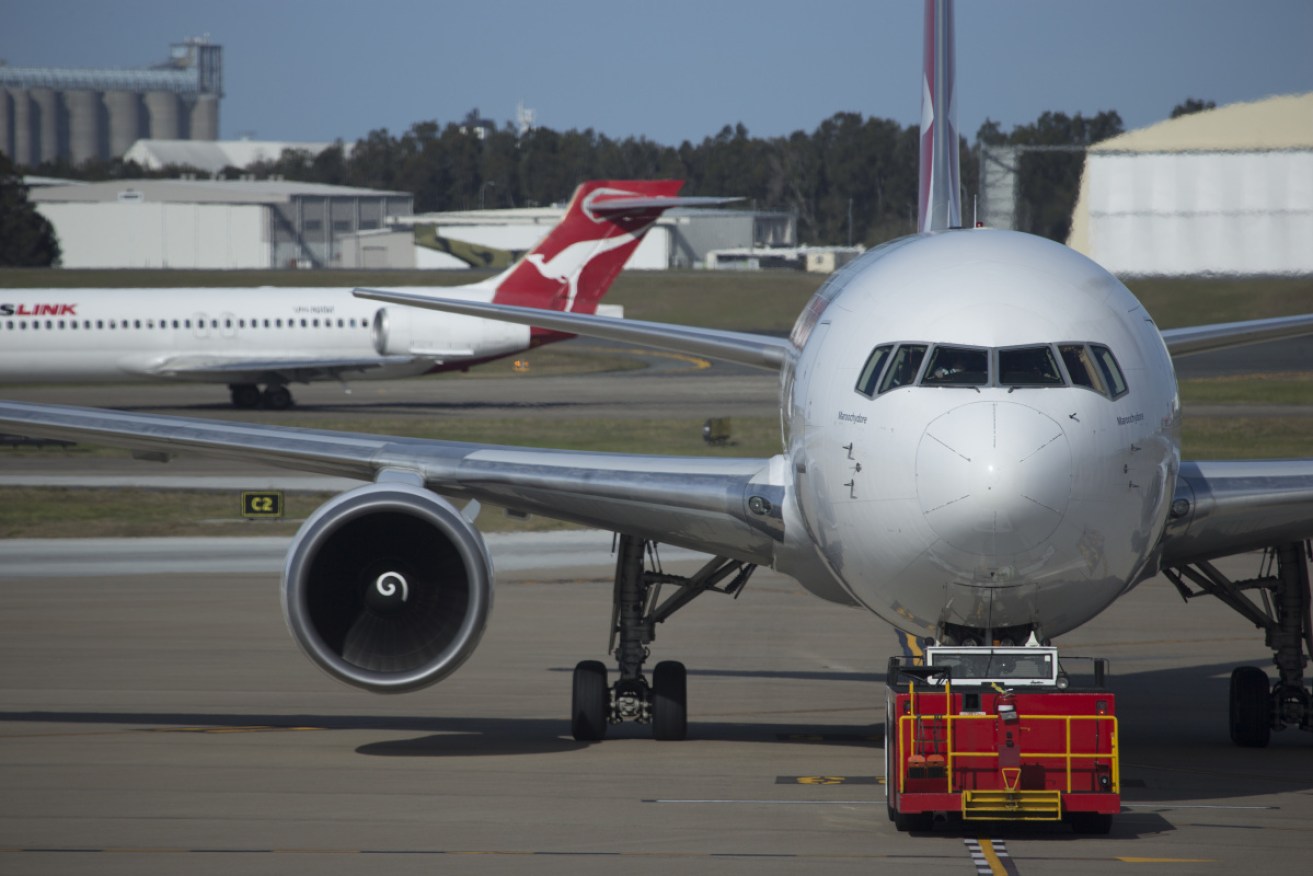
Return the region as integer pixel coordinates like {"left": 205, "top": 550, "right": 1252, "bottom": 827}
{"left": 1162, "top": 313, "right": 1313, "bottom": 356}
{"left": 1156, "top": 313, "right": 1313, "bottom": 564}
{"left": 0, "top": 400, "right": 781, "bottom": 565}
{"left": 355, "top": 289, "right": 793, "bottom": 371}
{"left": 143, "top": 353, "right": 429, "bottom": 383}
{"left": 1161, "top": 459, "right": 1313, "bottom": 566}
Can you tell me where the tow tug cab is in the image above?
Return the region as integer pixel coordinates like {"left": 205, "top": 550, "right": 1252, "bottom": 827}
{"left": 885, "top": 645, "right": 1119, "bottom": 834}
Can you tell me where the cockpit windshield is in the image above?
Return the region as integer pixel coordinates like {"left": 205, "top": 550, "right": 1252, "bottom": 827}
{"left": 999, "top": 346, "right": 1064, "bottom": 387}
{"left": 877, "top": 344, "right": 926, "bottom": 393}
{"left": 855, "top": 341, "right": 1129, "bottom": 399}
{"left": 921, "top": 345, "right": 988, "bottom": 386}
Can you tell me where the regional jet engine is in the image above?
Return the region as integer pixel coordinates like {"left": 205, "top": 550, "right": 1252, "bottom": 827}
{"left": 281, "top": 482, "right": 493, "bottom": 693}
{"left": 371, "top": 306, "right": 528, "bottom": 359}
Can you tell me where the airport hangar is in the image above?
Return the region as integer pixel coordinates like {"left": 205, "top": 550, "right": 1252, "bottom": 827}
{"left": 29, "top": 175, "right": 799, "bottom": 272}
{"left": 30, "top": 178, "right": 416, "bottom": 271}
{"left": 1066, "top": 92, "right": 1313, "bottom": 276}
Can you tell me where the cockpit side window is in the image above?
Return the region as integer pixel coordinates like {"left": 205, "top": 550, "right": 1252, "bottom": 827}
{"left": 999, "top": 345, "right": 1064, "bottom": 387}
{"left": 1092, "top": 345, "right": 1128, "bottom": 399}
{"left": 1059, "top": 343, "right": 1128, "bottom": 398}
{"left": 920, "top": 345, "right": 989, "bottom": 386}
{"left": 878, "top": 344, "right": 927, "bottom": 393}
{"left": 855, "top": 344, "right": 894, "bottom": 397}
{"left": 1060, "top": 344, "right": 1104, "bottom": 394}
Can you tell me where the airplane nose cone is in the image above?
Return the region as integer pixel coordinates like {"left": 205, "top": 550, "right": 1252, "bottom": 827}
{"left": 916, "top": 401, "right": 1071, "bottom": 557}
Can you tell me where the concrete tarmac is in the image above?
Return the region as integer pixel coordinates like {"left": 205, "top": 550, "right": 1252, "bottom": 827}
{"left": 0, "top": 531, "right": 705, "bottom": 578}
{"left": 3, "top": 346, "right": 1313, "bottom": 873}
{"left": 0, "top": 342, "right": 779, "bottom": 424}
{"left": 3, "top": 549, "right": 1313, "bottom": 875}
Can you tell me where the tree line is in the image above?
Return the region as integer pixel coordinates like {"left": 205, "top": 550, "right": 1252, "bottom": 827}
{"left": 4, "top": 100, "right": 1213, "bottom": 266}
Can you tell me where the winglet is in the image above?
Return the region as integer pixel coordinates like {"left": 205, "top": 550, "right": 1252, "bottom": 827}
{"left": 918, "top": 0, "right": 962, "bottom": 233}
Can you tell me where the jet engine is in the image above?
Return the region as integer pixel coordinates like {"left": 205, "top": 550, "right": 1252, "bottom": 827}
{"left": 281, "top": 482, "right": 493, "bottom": 693}
{"left": 371, "top": 306, "right": 528, "bottom": 359}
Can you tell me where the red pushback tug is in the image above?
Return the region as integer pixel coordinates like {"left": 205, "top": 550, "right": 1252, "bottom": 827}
{"left": 885, "top": 645, "right": 1119, "bottom": 834}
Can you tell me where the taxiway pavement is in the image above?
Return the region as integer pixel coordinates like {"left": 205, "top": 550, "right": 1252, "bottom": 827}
{"left": 3, "top": 345, "right": 1313, "bottom": 873}
{"left": 2, "top": 549, "right": 1313, "bottom": 875}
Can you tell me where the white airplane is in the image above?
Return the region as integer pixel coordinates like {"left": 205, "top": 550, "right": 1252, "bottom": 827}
{"left": 4, "top": 0, "right": 1313, "bottom": 757}
{"left": 0, "top": 180, "right": 719, "bottom": 409}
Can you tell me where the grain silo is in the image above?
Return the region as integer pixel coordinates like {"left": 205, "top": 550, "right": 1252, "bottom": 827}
{"left": 0, "top": 38, "right": 223, "bottom": 167}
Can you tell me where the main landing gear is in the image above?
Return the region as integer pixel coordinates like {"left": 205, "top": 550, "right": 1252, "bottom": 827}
{"left": 229, "top": 383, "right": 294, "bottom": 410}
{"left": 571, "top": 533, "right": 756, "bottom": 742}
{"left": 1164, "top": 540, "right": 1313, "bottom": 747}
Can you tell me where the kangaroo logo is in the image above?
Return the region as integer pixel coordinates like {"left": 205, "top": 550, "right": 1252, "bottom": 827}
{"left": 493, "top": 180, "right": 684, "bottom": 313}
{"left": 524, "top": 232, "right": 641, "bottom": 312}
{"left": 522, "top": 186, "right": 659, "bottom": 311}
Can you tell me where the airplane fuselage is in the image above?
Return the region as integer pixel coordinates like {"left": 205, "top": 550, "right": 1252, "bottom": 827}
{"left": 780, "top": 229, "right": 1181, "bottom": 641}
{"left": 0, "top": 286, "right": 530, "bottom": 385}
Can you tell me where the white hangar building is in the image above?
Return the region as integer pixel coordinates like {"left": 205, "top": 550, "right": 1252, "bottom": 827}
{"left": 32, "top": 178, "right": 413, "bottom": 269}
{"left": 30, "top": 177, "right": 793, "bottom": 272}
{"left": 1067, "top": 93, "right": 1313, "bottom": 276}
{"left": 403, "top": 205, "right": 796, "bottom": 270}
{"left": 122, "top": 138, "right": 348, "bottom": 174}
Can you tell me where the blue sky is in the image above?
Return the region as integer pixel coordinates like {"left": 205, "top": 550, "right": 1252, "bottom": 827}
{"left": 4, "top": 0, "right": 1310, "bottom": 146}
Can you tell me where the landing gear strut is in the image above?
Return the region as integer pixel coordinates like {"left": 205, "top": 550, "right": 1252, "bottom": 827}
{"left": 570, "top": 533, "right": 755, "bottom": 742}
{"left": 1164, "top": 541, "right": 1313, "bottom": 746}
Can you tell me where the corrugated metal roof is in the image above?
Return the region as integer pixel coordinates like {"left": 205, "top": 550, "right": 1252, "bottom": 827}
{"left": 29, "top": 178, "right": 410, "bottom": 204}
{"left": 1092, "top": 93, "right": 1313, "bottom": 153}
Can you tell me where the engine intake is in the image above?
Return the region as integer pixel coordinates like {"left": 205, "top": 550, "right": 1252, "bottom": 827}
{"left": 282, "top": 482, "right": 493, "bottom": 693}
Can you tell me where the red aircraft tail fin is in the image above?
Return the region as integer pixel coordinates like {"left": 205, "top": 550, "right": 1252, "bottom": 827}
{"left": 490, "top": 180, "right": 689, "bottom": 314}
{"left": 919, "top": 0, "right": 962, "bottom": 232}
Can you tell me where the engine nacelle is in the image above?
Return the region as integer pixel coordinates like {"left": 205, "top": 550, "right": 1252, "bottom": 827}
{"left": 371, "top": 305, "right": 529, "bottom": 359}
{"left": 282, "top": 482, "right": 494, "bottom": 693}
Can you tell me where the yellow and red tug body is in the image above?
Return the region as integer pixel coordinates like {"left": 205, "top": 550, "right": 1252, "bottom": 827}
{"left": 885, "top": 645, "right": 1119, "bottom": 834}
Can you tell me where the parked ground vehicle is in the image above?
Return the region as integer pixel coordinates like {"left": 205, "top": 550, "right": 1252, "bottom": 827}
{"left": 885, "top": 645, "right": 1119, "bottom": 833}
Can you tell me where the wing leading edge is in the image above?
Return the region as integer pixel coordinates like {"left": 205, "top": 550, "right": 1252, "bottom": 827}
{"left": 1162, "top": 313, "right": 1313, "bottom": 357}
{"left": 0, "top": 400, "right": 781, "bottom": 564}
{"left": 353, "top": 289, "right": 794, "bottom": 372}
{"left": 1161, "top": 459, "right": 1313, "bottom": 566}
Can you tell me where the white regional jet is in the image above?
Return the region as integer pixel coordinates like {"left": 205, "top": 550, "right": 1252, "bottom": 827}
{"left": 0, "top": 179, "right": 717, "bottom": 409}
{"left": 4, "top": 0, "right": 1313, "bottom": 758}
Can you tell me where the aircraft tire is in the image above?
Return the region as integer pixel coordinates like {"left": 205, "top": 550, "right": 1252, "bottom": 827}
{"left": 262, "top": 385, "right": 293, "bottom": 410}
{"left": 571, "top": 660, "right": 609, "bottom": 742}
{"left": 230, "top": 384, "right": 261, "bottom": 408}
{"left": 1230, "top": 666, "right": 1272, "bottom": 747}
{"left": 652, "top": 660, "right": 687, "bottom": 741}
